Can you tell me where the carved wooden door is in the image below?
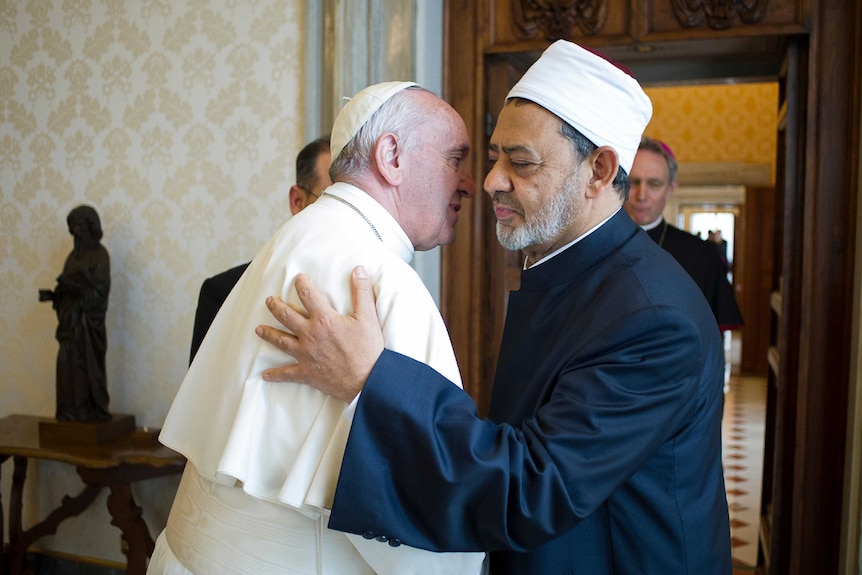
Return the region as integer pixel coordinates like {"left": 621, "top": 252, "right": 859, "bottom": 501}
{"left": 760, "top": 38, "right": 806, "bottom": 575}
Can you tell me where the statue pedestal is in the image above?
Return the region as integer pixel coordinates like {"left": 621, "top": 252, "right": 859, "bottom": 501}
{"left": 39, "top": 414, "right": 136, "bottom": 446}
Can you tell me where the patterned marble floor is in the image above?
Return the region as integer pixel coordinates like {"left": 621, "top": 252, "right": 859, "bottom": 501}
{"left": 722, "top": 364, "right": 767, "bottom": 570}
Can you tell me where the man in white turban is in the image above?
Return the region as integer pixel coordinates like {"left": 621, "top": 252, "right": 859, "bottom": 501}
{"left": 256, "top": 39, "right": 733, "bottom": 575}
{"left": 147, "top": 81, "right": 484, "bottom": 574}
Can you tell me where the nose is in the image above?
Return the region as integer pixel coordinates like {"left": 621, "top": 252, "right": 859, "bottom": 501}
{"left": 459, "top": 170, "right": 476, "bottom": 198}
{"left": 483, "top": 161, "right": 512, "bottom": 197}
{"left": 629, "top": 180, "right": 646, "bottom": 201}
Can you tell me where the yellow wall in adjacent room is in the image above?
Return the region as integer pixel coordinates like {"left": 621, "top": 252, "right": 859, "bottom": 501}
{"left": 643, "top": 83, "right": 779, "bottom": 167}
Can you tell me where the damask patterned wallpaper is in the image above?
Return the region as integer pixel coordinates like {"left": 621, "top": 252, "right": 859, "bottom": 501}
{"left": 643, "top": 82, "right": 778, "bottom": 166}
{"left": 1, "top": 0, "right": 303, "bottom": 563}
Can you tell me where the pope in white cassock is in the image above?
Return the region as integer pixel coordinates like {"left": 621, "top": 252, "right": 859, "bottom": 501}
{"left": 148, "top": 81, "right": 484, "bottom": 575}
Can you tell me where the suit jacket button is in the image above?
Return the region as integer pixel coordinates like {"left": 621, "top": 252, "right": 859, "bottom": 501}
{"left": 362, "top": 531, "right": 376, "bottom": 540}
{"left": 375, "top": 535, "right": 389, "bottom": 543}
{"left": 388, "top": 538, "right": 402, "bottom": 547}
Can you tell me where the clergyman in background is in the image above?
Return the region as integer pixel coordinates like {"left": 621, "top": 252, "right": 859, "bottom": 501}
{"left": 624, "top": 136, "right": 743, "bottom": 333}
{"left": 188, "top": 136, "right": 332, "bottom": 363}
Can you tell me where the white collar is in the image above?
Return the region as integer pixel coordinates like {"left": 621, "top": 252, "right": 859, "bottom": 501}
{"left": 319, "top": 182, "right": 414, "bottom": 264}
{"left": 639, "top": 215, "right": 664, "bottom": 232}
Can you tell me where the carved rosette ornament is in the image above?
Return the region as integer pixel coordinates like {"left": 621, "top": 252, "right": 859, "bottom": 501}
{"left": 513, "top": 0, "right": 608, "bottom": 40}
{"left": 671, "top": 0, "right": 769, "bottom": 30}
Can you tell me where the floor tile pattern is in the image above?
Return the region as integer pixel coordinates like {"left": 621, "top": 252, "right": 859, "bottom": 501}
{"left": 722, "top": 373, "right": 767, "bottom": 568}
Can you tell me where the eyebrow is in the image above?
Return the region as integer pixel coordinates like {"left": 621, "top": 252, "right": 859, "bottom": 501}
{"left": 488, "top": 143, "right": 534, "bottom": 155}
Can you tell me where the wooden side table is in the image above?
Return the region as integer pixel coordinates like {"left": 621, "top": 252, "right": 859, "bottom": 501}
{"left": 0, "top": 414, "right": 185, "bottom": 575}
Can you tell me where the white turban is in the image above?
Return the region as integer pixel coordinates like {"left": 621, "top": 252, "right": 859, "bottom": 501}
{"left": 507, "top": 40, "right": 652, "bottom": 174}
{"left": 330, "top": 81, "right": 418, "bottom": 162}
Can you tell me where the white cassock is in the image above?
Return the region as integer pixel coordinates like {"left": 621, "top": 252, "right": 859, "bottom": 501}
{"left": 148, "top": 183, "right": 485, "bottom": 575}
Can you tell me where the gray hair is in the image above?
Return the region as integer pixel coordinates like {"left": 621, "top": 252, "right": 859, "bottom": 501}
{"left": 559, "top": 119, "right": 630, "bottom": 202}
{"left": 330, "top": 86, "right": 433, "bottom": 182}
{"left": 638, "top": 136, "right": 678, "bottom": 184}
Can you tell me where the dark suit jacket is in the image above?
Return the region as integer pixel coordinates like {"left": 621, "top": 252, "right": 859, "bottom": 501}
{"left": 648, "top": 222, "right": 743, "bottom": 331}
{"left": 328, "top": 210, "right": 731, "bottom": 574}
{"left": 189, "top": 263, "right": 249, "bottom": 364}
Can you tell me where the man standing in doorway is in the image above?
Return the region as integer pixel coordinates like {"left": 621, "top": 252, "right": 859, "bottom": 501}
{"left": 624, "top": 136, "right": 743, "bottom": 332}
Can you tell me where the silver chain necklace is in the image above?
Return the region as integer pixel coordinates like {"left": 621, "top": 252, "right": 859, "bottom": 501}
{"left": 321, "top": 192, "right": 382, "bottom": 242}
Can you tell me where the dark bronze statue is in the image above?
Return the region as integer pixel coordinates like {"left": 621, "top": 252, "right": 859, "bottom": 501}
{"left": 40, "top": 205, "right": 111, "bottom": 422}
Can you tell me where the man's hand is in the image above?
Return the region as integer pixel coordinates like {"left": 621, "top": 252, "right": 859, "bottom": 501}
{"left": 255, "top": 265, "right": 384, "bottom": 403}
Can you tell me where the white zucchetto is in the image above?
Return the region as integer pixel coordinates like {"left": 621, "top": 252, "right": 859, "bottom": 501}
{"left": 330, "top": 81, "right": 418, "bottom": 162}
{"left": 507, "top": 40, "right": 652, "bottom": 174}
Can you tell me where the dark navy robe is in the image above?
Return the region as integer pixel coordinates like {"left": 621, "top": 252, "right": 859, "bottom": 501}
{"left": 328, "top": 210, "right": 732, "bottom": 574}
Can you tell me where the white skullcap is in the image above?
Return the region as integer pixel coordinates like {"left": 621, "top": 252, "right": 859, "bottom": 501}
{"left": 330, "top": 81, "right": 418, "bottom": 162}
{"left": 507, "top": 40, "right": 652, "bottom": 174}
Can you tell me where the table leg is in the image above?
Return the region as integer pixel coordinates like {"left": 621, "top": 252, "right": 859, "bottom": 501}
{"left": 7, "top": 456, "right": 26, "bottom": 575}
{"left": 105, "top": 483, "right": 153, "bottom": 575}
{"left": 8, "top": 458, "right": 25, "bottom": 546}
{"left": 7, "top": 466, "right": 101, "bottom": 575}
{"left": 0, "top": 455, "right": 7, "bottom": 574}
{"left": 77, "top": 464, "right": 181, "bottom": 575}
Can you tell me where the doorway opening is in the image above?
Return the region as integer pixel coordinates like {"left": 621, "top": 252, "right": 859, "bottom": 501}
{"left": 683, "top": 207, "right": 739, "bottom": 280}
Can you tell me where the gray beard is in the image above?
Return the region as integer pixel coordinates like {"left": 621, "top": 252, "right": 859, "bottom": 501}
{"left": 495, "top": 177, "right": 581, "bottom": 251}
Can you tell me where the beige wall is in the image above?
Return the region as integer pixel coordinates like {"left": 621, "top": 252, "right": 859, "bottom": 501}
{"left": 1, "top": 0, "right": 303, "bottom": 564}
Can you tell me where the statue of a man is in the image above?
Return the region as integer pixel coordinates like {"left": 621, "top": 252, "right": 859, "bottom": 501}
{"left": 40, "top": 205, "right": 111, "bottom": 422}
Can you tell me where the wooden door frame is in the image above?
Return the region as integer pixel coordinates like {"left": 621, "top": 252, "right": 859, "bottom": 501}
{"left": 787, "top": 2, "right": 860, "bottom": 571}
{"left": 441, "top": 1, "right": 862, "bottom": 572}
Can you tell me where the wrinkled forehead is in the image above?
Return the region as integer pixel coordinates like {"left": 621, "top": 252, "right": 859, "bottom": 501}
{"left": 425, "top": 97, "right": 471, "bottom": 149}
{"left": 630, "top": 148, "right": 672, "bottom": 178}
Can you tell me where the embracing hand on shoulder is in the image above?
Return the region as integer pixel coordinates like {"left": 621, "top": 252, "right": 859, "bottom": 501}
{"left": 255, "top": 265, "right": 384, "bottom": 403}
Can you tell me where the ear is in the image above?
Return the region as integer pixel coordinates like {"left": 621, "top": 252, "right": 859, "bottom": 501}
{"left": 585, "top": 146, "right": 619, "bottom": 199}
{"left": 288, "top": 185, "right": 305, "bottom": 216}
{"left": 373, "top": 132, "right": 403, "bottom": 187}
